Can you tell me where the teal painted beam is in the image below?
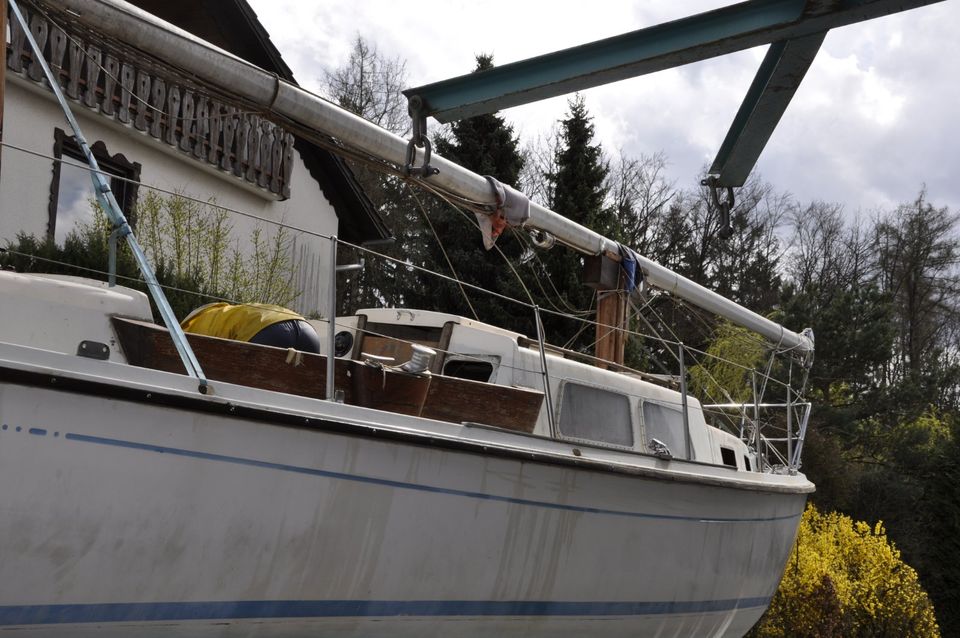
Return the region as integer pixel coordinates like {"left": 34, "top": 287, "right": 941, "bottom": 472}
{"left": 709, "top": 30, "right": 826, "bottom": 187}
{"left": 405, "top": 0, "right": 944, "bottom": 123}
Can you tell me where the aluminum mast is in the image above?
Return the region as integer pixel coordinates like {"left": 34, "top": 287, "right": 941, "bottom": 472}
{"left": 59, "top": 0, "right": 814, "bottom": 356}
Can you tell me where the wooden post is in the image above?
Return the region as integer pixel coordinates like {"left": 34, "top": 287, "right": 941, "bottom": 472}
{"left": 594, "top": 284, "right": 627, "bottom": 367}
{"left": 584, "top": 251, "right": 627, "bottom": 367}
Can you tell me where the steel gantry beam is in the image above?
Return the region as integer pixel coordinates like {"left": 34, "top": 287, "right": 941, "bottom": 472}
{"left": 708, "top": 30, "right": 825, "bottom": 187}
{"left": 404, "top": 0, "right": 943, "bottom": 123}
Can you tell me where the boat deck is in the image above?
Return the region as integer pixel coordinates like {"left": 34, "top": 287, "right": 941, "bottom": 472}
{"left": 112, "top": 317, "right": 544, "bottom": 433}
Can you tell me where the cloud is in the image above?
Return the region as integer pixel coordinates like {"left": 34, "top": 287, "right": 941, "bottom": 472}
{"left": 249, "top": 0, "right": 960, "bottom": 214}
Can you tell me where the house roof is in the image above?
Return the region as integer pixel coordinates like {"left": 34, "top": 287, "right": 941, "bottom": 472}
{"left": 130, "top": 0, "right": 392, "bottom": 244}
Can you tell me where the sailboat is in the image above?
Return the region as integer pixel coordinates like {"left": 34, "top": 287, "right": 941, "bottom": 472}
{"left": 0, "top": 0, "right": 816, "bottom": 635}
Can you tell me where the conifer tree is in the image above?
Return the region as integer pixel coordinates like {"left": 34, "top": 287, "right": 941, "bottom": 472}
{"left": 539, "top": 94, "right": 611, "bottom": 350}
{"left": 407, "top": 55, "right": 533, "bottom": 334}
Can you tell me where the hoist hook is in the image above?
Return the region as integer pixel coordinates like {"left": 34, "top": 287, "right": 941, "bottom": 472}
{"left": 703, "top": 176, "right": 735, "bottom": 240}
{"left": 404, "top": 95, "right": 439, "bottom": 178}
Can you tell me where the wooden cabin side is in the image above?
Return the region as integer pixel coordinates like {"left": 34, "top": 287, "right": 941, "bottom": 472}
{"left": 111, "top": 316, "right": 544, "bottom": 433}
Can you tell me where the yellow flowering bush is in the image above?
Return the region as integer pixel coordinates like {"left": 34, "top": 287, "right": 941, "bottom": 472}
{"left": 750, "top": 504, "right": 939, "bottom": 638}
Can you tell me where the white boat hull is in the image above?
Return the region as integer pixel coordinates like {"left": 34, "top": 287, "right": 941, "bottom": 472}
{"left": 0, "top": 347, "right": 809, "bottom": 637}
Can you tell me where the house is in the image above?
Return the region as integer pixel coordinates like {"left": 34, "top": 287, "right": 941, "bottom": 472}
{"left": 0, "top": 0, "right": 390, "bottom": 315}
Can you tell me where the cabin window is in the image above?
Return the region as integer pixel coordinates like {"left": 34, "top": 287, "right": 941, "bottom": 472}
{"left": 49, "top": 129, "right": 141, "bottom": 245}
{"left": 443, "top": 358, "right": 494, "bottom": 382}
{"left": 720, "top": 446, "right": 738, "bottom": 468}
{"left": 558, "top": 383, "right": 633, "bottom": 447}
{"left": 641, "top": 401, "right": 689, "bottom": 460}
{"left": 744, "top": 455, "right": 753, "bottom": 472}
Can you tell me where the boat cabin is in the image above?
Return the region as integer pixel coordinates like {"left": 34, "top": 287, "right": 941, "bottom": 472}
{"left": 2, "top": 270, "right": 755, "bottom": 472}
{"left": 335, "top": 307, "right": 754, "bottom": 469}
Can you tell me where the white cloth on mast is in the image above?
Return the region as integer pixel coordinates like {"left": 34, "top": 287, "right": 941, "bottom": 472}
{"left": 475, "top": 176, "right": 531, "bottom": 250}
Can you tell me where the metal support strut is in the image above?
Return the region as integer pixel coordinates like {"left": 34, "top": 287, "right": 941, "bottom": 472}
{"left": 404, "top": 95, "right": 439, "bottom": 178}
{"left": 326, "top": 236, "right": 338, "bottom": 401}
{"left": 533, "top": 306, "right": 557, "bottom": 435}
{"left": 703, "top": 176, "right": 735, "bottom": 240}
{"left": 9, "top": 0, "right": 207, "bottom": 390}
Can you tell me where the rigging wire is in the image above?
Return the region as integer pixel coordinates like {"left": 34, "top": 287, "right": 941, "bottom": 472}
{"left": 669, "top": 296, "right": 784, "bottom": 404}
{"left": 335, "top": 238, "right": 801, "bottom": 397}
{"left": 422, "top": 183, "right": 596, "bottom": 323}
{"left": 513, "top": 230, "right": 596, "bottom": 317}
{"left": 332, "top": 151, "right": 799, "bottom": 439}
{"left": 0, "top": 125, "right": 802, "bottom": 398}
{"left": 335, "top": 236, "right": 535, "bottom": 314}
{"left": 406, "top": 186, "right": 480, "bottom": 321}
{"left": 6, "top": 5, "right": 814, "bottom": 465}
{"left": 1, "top": 245, "right": 710, "bottom": 414}
{"left": 1, "top": 228, "right": 800, "bottom": 447}
{"left": 424, "top": 185, "right": 537, "bottom": 306}
{"left": 0, "top": 142, "right": 325, "bottom": 238}
{"left": 629, "top": 294, "right": 749, "bottom": 435}
{"left": 2, "top": 135, "right": 800, "bottom": 398}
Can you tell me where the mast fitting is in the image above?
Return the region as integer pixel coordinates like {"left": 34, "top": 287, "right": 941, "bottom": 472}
{"left": 404, "top": 95, "right": 439, "bottom": 178}
{"left": 703, "top": 176, "right": 735, "bottom": 240}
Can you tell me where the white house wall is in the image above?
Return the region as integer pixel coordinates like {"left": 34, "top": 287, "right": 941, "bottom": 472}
{"left": 0, "top": 79, "right": 338, "bottom": 317}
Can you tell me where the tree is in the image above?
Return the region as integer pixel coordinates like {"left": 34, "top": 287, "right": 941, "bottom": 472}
{"left": 781, "top": 202, "right": 895, "bottom": 402}
{"left": 404, "top": 54, "right": 533, "bottom": 334}
{"left": 548, "top": 95, "right": 612, "bottom": 236}
{"left": 605, "top": 149, "right": 676, "bottom": 258}
{"left": 519, "top": 127, "right": 560, "bottom": 207}
{"left": 874, "top": 190, "right": 960, "bottom": 400}
{"left": 321, "top": 36, "right": 423, "bottom": 313}
{"left": 538, "top": 94, "right": 611, "bottom": 349}
{"left": 688, "top": 320, "right": 766, "bottom": 405}
{"left": 614, "top": 173, "right": 788, "bottom": 374}
{"left": 669, "top": 174, "right": 787, "bottom": 314}
{"left": 323, "top": 36, "right": 409, "bottom": 136}
{"left": 919, "top": 412, "right": 960, "bottom": 634}
{"left": 750, "top": 504, "right": 940, "bottom": 638}
{"left": 776, "top": 192, "right": 960, "bottom": 634}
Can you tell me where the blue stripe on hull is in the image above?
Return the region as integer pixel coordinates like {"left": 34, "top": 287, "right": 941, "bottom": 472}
{"left": 0, "top": 598, "right": 772, "bottom": 625}
{"left": 64, "top": 432, "right": 800, "bottom": 523}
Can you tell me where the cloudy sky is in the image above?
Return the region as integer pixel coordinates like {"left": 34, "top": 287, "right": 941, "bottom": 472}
{"left": 248, "top": 1, "right": 959, "bottom": 217}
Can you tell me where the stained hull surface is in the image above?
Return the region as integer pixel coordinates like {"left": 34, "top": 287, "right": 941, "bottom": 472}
{"left": 0, "top": 351, "right": 809, "bottom": 637}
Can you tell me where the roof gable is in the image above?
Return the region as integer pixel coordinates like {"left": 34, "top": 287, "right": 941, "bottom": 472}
{"left": 127, "top": 0, "right": 390, "bottom": 244}
{"left": 130, "top": 0, "right": 294, "bottom": 81}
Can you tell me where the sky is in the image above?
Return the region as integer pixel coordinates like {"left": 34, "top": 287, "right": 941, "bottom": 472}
{"left": 247, "top": 1, "right": 960, "bottom": 218}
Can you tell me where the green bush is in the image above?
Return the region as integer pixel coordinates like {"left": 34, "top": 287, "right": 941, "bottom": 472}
{"left": 1, "top": 192, "right": 300, "bottom": 319}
